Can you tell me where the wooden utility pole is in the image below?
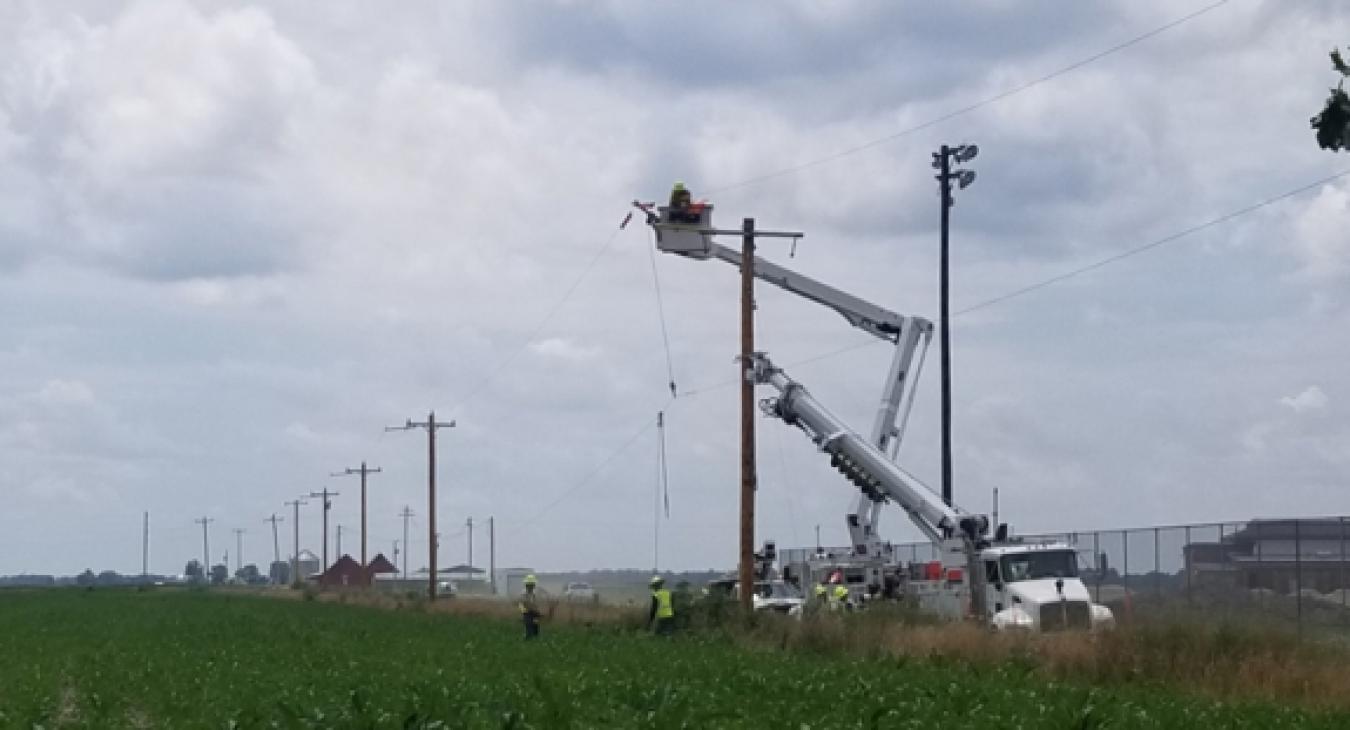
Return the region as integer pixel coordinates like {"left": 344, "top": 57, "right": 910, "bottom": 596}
{"left": 264, "top": 514, "right": 284, "bottom": 583}
{"left": 388, "top": 412, "right": 455, "bottom": 601}
{"left": 285, "top": 498, "right": 306, "bottom": 585}
{"left": 336, "top": 525, "right": 344, "bottom": 558}
{"left": 333, "top": 461, "right": 381, "bottom": 567}
{"left": 142, "top": 511, "right": 149, "bottom": 580}
{"left": 739, "top": 217, "right": 757, "bottom": 613}
{"left": 466, "top": 517, "right": 474, "bottom": 570}
{"left": 308, "top": 488, "right": 340, "bottom": 581}
{"left": 399, "top": 506, "right": 414, "bottom": 579}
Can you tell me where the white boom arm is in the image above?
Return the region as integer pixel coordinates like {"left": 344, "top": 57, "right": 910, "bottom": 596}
{"left": 649, "top": 209, "right": 933, "bottom": 555}
{"left": 749, "top": 352, "right": 985, "bottom": 545}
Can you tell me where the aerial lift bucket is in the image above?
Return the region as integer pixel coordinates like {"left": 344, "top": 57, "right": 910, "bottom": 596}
{"left": 653, "top": 205, "right": 715, "bottom": 258}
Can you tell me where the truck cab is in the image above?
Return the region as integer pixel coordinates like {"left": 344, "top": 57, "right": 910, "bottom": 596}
{"left": 980, "top": 543, "right": 1113, "bottom": 631}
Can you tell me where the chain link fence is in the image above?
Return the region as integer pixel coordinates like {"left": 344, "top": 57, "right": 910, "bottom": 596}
{"left": 885, "top": 515, "right": 1350, "bottom": 633}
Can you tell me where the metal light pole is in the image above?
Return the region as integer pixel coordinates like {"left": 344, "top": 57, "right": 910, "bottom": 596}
{"left": 932, "top": 143, "right": 978, "bottom": 508}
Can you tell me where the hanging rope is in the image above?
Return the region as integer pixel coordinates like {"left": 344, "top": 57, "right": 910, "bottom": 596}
{"left": 646, "top": 237, "right": 678, "bottom": 397}
{"left": 658, "top": 410, "right": 670, "bottom": 519}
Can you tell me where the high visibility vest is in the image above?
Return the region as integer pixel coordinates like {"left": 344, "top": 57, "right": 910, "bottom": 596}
{"left": 832, "top": 585, "right": 849, "bottom": 603}
{"left": 653, "top": 588, "right": 674, "bottom": 618}
{"left": 519, "top": 592, "right": 538, "bottom": 614}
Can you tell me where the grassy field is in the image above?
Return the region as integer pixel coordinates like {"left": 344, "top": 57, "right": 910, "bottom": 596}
{"left": 0, "top": 589, "right": 1346, "bottom": 728}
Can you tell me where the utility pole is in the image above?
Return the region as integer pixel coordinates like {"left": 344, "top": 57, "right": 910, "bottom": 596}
{"left": 233, "top": 528, "right": 245, "bottom": 575}
{"left": 265, "top": 514, "right": 284, "bottom": 584}
{"left": 393, "top": 539, "right": 400, "bottom": 575}
{"left": 932, "top": 143, "right": 978, "bottom": 508}
{"left": 488, "top": 516, "right": 496, "bottom": 595}
{"left": 336, "top": 524, "right": 343, "bottom": 558}
{"left": 992, "top": 487, "right": 1000, "bottom": 530}
{"left": 466, "top": 517, "right": 474, "bottom": 570}
{"left": 399, "top": 506, "right": 414, "bottom": 579}
{"left": 285, "top": 498, "right": 306, "bottom": 585}
{"left": 333, "top": 461, "right": 381, "bottom": 567}
{"left": 308, "top": 488, "right": 340, "bottom": 581}
{"left": 142, "top": 511, "right": 149, "bottom": 580}
{"left": 739, "top": 217, "right": 757, "bottom": 613}
{"left": 194, "top": 517, "right": 214, "bottom": 575}
{"left": 815, "top": 524, "right": 821, "bottom": 551}
{"left": 388, "top": 412, "right": 455, "bottom": 601}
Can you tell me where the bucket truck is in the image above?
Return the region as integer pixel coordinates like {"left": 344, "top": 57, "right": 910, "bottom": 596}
{"left": 643, "top": 205, "right": 1113, "bottom": 631}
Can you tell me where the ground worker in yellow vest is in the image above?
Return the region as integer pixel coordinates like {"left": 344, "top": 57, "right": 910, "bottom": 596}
{"left": 830, "top": 583, "right": 851, "bottom": 612}
{"left": 649, "top": 576, "right": 675, "bottom": 635}
{"left": 519, "top": 574, "right": 541, "bottom": 640}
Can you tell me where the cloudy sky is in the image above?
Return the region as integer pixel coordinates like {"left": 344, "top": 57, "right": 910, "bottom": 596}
{"left": 1, "top": 0, "right": 1347, "bottom": 576}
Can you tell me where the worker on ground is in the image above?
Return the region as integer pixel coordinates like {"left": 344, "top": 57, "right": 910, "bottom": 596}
{"left": 831, "top": 583, "right": 851, "bottom": 612}
{"left": 667, "top": 181, "right": 704, "bottom": 224}
{"left": 649, "top": 575, "right": 676, "bottom": 635}
{"left": 814, "top": 583, "right": 828, "bottom": 606}
{"left": 519, "top": 574, "right": 542, "bottom": 640}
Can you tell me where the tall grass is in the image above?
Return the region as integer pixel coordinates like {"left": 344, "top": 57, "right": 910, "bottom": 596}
{"left": 730, "top": 608, "right": 1350, "bottom": 711}
{"left": 261, "top": 586, "right": 1350, "bottom": 711}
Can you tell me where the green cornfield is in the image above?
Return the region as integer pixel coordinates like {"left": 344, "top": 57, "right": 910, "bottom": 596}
{"left": 0, "top": 589, "right": 1342, "bottom": 728}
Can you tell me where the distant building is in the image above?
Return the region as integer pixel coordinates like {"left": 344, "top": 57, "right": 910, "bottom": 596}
{"left": 1185, "top": 518, "right": 1350, "bottom": 594}
{"left": 296, "top": 549, "right": 321, "bottom": 580}
{"left": 317, "top": 553, "right": 400, "bottom": 588}
{"left": 366, "top": 553, "right": 397, "bottom": 578}
{"left": 320, "top": 555, "right": 366, "bottom": 587}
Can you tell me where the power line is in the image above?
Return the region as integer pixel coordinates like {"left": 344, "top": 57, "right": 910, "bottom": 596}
{"left": 513, "top": 404, "right": 668, "bottom": 530}
{"left": 956, "top": 169, "right": 1350, "bottom": 315}
{"left": 646, "top": 238, "right": 678, "bottom": 397}
{"left": 446, "top": 223, "right": 629, "bottom": 415}
{"left": 707, "top": 0, "right": 1231, "bottom": 194}
{"left": 675, "top": 167, "right": 1350, "bottom": 392}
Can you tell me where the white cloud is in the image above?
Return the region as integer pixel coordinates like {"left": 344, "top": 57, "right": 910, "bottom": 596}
{"left": 1290, "top": 182, "right": 1350, "bottom": 281}
{"left": 3, "top": 1, "right": 1350, "bottom": 575}
{"left": 529, "top": 337, "right": 600, "bottom": 363}
{"left": 1280, "top": 385, "right": 1329, "bottom": 414}
{"left": 35, "top": 378, "right": 94, "bottom": 405}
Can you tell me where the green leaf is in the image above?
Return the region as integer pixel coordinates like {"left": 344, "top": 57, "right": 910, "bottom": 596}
{"left": 1332, "top": 47, "right": 1350, "bottom": 76}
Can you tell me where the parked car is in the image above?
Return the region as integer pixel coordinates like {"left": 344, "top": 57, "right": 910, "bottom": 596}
{"left": 562, "top": 582, "right": 596, "bottom": 601}
{"left": 703, "top": 577, "right": 804, "bottom": 615}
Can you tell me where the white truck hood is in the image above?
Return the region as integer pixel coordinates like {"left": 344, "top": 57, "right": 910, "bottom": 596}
{"left": 1007, "top": 578, "right": 1091, "bottom": 606}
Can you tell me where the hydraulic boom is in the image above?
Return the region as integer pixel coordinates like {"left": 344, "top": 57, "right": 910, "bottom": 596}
{"left": 646, "top": 205, "right": 933, "bottom": 556}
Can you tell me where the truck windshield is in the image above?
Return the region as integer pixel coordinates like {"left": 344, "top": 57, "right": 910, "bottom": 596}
{"left": 1000, "top": 550, "right": 1078, "bottom": 582}
{"left": 755, "top": 582, "right": 797, "bottom": 599}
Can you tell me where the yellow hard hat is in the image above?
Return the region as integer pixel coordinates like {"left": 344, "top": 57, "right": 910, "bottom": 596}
{"left": 523, "top": 574, "right": 537, "bottom": 586}
{"left": 649, "top": 575, "right": 664, "bottom": 586}
{"left": 672, "top": 181, "right": 686, "bottom": 191}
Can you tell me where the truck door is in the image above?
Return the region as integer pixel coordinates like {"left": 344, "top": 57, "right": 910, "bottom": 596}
{"left": 984, "top": 560, "right": 1005, "bottom": 615}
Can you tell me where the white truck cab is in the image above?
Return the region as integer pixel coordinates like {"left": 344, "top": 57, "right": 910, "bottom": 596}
{"left": 981, "top": 543, "right": 1114, "bottom": 631}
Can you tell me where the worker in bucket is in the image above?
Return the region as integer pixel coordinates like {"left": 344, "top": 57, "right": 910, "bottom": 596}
{"left": 519, "top": 574, "right": 542, "bottom": 640}
{"left": 666, "top": 181, "right": 704, "bottom": 224}
{"left": 649, "top": 575, "right": 676, "bottom": 635}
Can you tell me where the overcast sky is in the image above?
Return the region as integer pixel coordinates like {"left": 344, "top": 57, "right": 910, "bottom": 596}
{"left": 1, "top": 1, "right": 1347, "bottom": 576}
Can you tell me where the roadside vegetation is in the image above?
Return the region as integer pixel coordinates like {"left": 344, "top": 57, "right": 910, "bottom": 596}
{"left": 2, "top": 588, "right": 1348, "bottom": 728}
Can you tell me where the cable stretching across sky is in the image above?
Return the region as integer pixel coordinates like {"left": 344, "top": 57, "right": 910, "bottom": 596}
{"left": 705, "top": 0, "right": 1232, "bottom": 194}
